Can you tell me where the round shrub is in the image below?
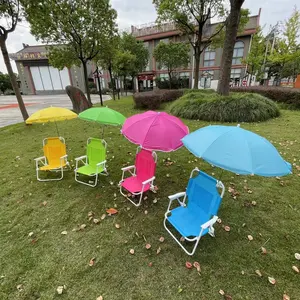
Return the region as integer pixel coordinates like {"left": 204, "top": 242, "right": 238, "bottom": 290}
{"left": 169, "top": 91, "right": 280, "bottom": 122}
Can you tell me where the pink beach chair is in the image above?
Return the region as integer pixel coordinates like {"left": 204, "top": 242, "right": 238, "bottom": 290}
{"left": 119, "top": 147, "right": 157, "bottom": 207}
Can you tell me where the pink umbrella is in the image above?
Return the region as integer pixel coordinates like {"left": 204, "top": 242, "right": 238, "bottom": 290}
{"left": 121, "top": 111, "right": 189, "bottom": 152}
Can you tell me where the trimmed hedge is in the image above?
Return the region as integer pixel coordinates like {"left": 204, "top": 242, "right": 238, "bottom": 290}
{"left": 169, "top": 91, "right": 280, "bottom": 122}
{"left": 133, "top": 89, "right": 184, "bottom": 109}
{"left": 231, "top": 86, "right": 300, "bottom": 110}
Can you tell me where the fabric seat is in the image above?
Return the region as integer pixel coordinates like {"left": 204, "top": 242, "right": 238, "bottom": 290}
{"left": 34, "top": 137, "right": 69, "bottom": 181}
{"left": 119, "top": 147, "right": 157, "bottom": 207}
{"left": 76, "top": 164, "right": 105, "bottom": 176}
{"left": 167, "top": 206, "right": 209, "bottom": 238}
{"left": 164, "top": 168, "right": 225, "bottom": 256}
{"left": 121, "top": 176, "right": 151, "bottom": 194}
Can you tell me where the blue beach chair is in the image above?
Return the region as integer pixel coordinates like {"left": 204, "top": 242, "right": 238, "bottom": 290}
{"left": 164, "top": 168, "right": 225, "bottom": 255}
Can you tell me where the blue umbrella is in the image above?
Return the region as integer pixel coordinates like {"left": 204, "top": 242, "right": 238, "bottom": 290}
{"left": 182, "top": 125, "right": 292, "bottom": 177}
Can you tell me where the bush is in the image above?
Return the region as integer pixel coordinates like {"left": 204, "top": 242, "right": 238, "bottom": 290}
{"left": 90, "top": 88, "right": 98, "bottom": 94}
{"left": 231, "top": 86, "right": 300, "bottom": 110}
{"left": 169, "top": 91, "right": 280, "bottom": 122}
{"left": 101, "top": 88, "right": 110, "bottom": 95}
{"left": 133, "top": 89, "right": 184, "bottom": 110}
{"left": 4, "top": 89, "right": 15, "bottom": 95}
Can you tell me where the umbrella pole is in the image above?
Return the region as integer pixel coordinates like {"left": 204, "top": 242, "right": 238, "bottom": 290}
{"left": 101, "top": 126, "right": 105, "bottom": 139}
{"left": 55, "top": 121, "right": 60, "bottom": 137}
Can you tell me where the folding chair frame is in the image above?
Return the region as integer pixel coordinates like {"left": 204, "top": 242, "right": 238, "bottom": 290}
{"left": 164, "top": 167, "right": 225, "bottom": 256}
{"left": 119, "top": 146, "right": 157, "bottom": 207}
{"left": 34, "top": 137, "right": 70, "bottom": 182}
{"left": 74, "top": 138, "right": 108, "bottom": 187}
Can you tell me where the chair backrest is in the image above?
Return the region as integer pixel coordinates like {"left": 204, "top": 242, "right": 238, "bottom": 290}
{"left": 87, "top": 138, "right": 106, "bottom": 167}
{"left": 43, "top": 137, "right": 66, "bottom": 165}
{"left": 186, "top": 171, "right": 222, "bottom": 217}
{"left": 135, "top": 148, "right": 156, "bottom": 182}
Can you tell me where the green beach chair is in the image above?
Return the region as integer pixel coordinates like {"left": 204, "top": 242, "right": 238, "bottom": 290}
{"left": 74, "top": 138, "right": 108, "bottom": 187}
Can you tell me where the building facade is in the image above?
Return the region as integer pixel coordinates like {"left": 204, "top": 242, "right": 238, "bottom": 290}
{"left": 131, "top": 9, "right": 261, "bottom": 90}
{"left": 9, "top": 44, "right": 108, "bottom": 95}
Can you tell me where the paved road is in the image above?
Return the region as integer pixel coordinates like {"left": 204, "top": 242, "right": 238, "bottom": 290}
{"left": 0, "top": 94, "right": 111, "bottom": 128}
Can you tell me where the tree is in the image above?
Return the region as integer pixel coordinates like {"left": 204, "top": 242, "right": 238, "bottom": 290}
{"left": 0, "top": 0, "right": 29, "bottom": 120}
{"left": 96, "top": 34, "right": 120, "bottom": 100}
{"left": 268, "top": 7, "right": 300, "bottom": 82}
{"left": 0, "top": 72, "right": 13, "bottom": 93}
{"left": 153, "top": 41, "right": 190, "bottom": 88}
{"left": 242, "top": 27, "right": 265, "bottom": 85}
{"left": 23, "top": 0, "right": 117, "bottom": 105}
{"left": 119, "top": 32, "right": 149, "bottom": 90}
{"left": 113, "top": 50, "right": 136, "bottom": 95}
{"left": 153, "top": 0, "right": 225, "bottom": 89}
{"left": 217, "top": 0, "right": 245, "bottom": 96}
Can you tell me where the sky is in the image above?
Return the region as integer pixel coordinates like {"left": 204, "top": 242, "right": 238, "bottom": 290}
{"left": 0, "top": 0, "right": 297, "bottom": 73}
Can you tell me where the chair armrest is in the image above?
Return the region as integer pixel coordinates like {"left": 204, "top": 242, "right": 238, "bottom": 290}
{"left": 168, "top": 192, "right": 186, "bottom": 201}
{"left": 121, "top": 165, "right": 135, "bottom": 171}
{"left": 201, "top": 216, "right": 218, "bottom": 229}
{"left": 142, "top": 176, "right": 155, "bottom": 185}
{"left": 34, "top": 156, "right": 46, "bottom": 161}
{"left": 96, "top": 160, "right": 106, "bottom": 167}
{"left": 75, "top": 155, "right": 87, "bottom": 161}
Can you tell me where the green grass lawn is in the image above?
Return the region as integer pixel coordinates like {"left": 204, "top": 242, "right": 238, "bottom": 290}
{"left": 1, "top": 96, "right": 300, "bottom": 300}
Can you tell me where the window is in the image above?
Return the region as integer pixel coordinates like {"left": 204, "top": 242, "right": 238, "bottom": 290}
{"left": 230, "top": 68, "right": 242, "bottom": 79}
{"left": 232, "top": 41, "right": 244, "bottom": 65}
{"left": 179, "top": 72, "right": 190, "bottom": 78}
{"left": 204, "top": 48, "right": 215, "bottom": 67}
{"left": 159, "top": 73, "right": 169, "bottom": 81}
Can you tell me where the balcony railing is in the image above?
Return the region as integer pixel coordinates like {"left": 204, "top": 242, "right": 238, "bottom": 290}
{"left": 131, "top": 22, "right": 178, "bottom": 37}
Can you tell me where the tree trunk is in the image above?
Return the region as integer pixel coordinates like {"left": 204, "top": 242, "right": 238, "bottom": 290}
{"left": 193, "top": 50, "right": 200, "bottom": 89}
{"left": 0, "top": 39, "right": 29, "bottom": 121}
{"left": 108, "top": 65, "right": 115, "bottom": 100}
{"left": 168, "top": 71, "right": 172, "bottom": 89}
{"left": 82, "top": 61, "right": 92, "bottom": 106}
{"left": 124, "top": 76, "right": 127, "bottom": 96}
{"left": 217, "top": 0, "right": 245, "bottom": 95}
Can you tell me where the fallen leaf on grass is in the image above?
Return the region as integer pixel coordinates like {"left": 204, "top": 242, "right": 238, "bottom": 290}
{"left": 106, "top": 208, "right": 118, "bottom": 215}
{"left": 144, "top": 210, "right": 148, "bottom": 215}
{"left": 251, "top": 201, "right": 257, "bottom": 206}
{"left": 224, "top": 294, "right": 233, "bottom": 300}
{"left": 129, "top": 249, "right": 135, "bottom": 255}
{"left": 41, "top": 201, "right": 47, "bottom": 206}
{"left": 248, "top": 235, "right": 254, "bottom": 241}
{"left": 295, "top": 253, "right": 300, "bottom": 260}
{"left": 292, "top": 265, "right": 299, "bottom": 273}
{"left": 17, "top": 284, "right": 23, "bottom": 292}
{"left": 101, "top": 214, "right": 106, "bottom": 220}
{"left": 156, "top": 247, "right": 161, "bottom": 254}
{"left": 219, "top": 290, "right": 225, "bottom": 296}
{"left": 28, "top": 232, "right": 34, "bottom": 237}
{"left": 153, "top": 185, "right": 158, "bottom": 191}
{"left": 79, "top": 224, "right": 87, "bottom": 230}
{"left": 88, "top": 211, "right": 94, "bottom": 217}
{"left": 115, "top": 223, "right": 120, "bottom": 229}
{"left": 56, "top": 286, "right": 64, "bottom": 295}
{"left": 185, "top": 261, "right": 193, "bottom": 269}
{"left": 148, "top": 262, "right": 153, "bottom": 267}
{"left": 180, "top": 237, "right": 185, "bottom": 242}
{"left": 145, "top": 243, "right": 151, "bottom": 250}
{"left": 224, "top": 226, "right": 231, "bottom": 232}
{"left": 193, "top": 261, "right": 201, "bottom": 272}
{"left": 61, "top": 231, "right": 68, "bottom": 235}
{"left": 268, "top": 277, "right": 276, "bottom": 285}
{"left": 159, "top": 236, "right": 165, "bottom": 243}
{"left": 96, "top": 296, "right": 103, "bottom": 300}
{"left": 89, "top": 257, "right": 96, "bottom": 267}
{"left": 283, "top": 293, "right": 290, "bottom": 300}
{"left": 255, "top": 270, "right": 262, "bottom": 277}
{"left": 93, "top": 219, "right": 100, "bottom": 224}
{"left": 217, "top": 218, "right": 222, "bottom": 224}
{"left": 247, "top": 189, "right": 253, "bottom": 194}
{"left": 261, "top": 247, "right": 267, "bottom": 254}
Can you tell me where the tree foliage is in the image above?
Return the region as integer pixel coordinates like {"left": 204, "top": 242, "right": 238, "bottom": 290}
{"left": 153, "top": 0, "right": 225, "bottom": 89}
{"left": 153, "top": 41, "right": 190, "bottom": 80}
{"left": 22, "top": 0, "right": 117, "bottom": 104}
{"left": 268, "top": 7, "right": 300, "bottom": 80}
{"left": 242, "top": 27, "right": 265, "bottom": 82}
{"left": 0, "top": 0, "right": 28, "bottom": 120}
{"left": 0, "top": 71, "right": 13, "bottom": 93}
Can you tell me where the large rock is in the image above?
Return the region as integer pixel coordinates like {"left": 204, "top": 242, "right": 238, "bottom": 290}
{"left": 65, "top": 85, "right": 92, "bottom": 113}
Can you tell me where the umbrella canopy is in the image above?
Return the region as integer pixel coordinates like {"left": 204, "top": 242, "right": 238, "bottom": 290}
{"left": 182, "top": 125, "right": 292, "bottom": 177}
{"left": 26, "top": 107, "right": 77, "bottom": 124}
{"left": 121, "top": 111, "right": 189, "bottom": 152}
{"left": 78, "top": 107, "right": 126, "bottom": 126}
